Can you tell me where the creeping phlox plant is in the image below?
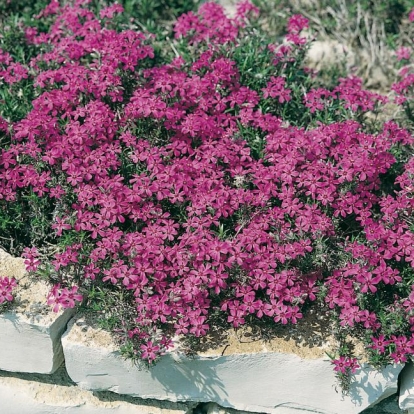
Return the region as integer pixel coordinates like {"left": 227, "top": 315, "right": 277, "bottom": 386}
{"left": 1, "top": 0, "right": 414, "bottom": 390}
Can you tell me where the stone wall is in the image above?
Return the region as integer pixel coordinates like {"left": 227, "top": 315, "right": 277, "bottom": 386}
{"left": 1, "top": 250, "right": 413, "bottom": 414}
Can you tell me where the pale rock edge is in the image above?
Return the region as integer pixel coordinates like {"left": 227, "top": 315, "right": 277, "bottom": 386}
{"left": 0, "top": 308, "right": 75, "bottom": 374}
{"left": 400, "top": 362, "right": 414, "bottom": 410}
{"left": 0, "top": 249, "right": 412, "bottom": 413}
{"left": 61, "top": 316, "right": 406, "bottom": 414}
{"left": 0, "top": 367, "right": 197, "bottom": 414}
{"left": 1, "top": 307, "right": 410, "bottom": 414}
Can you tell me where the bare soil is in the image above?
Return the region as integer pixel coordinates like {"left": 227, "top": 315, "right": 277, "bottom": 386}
{"left": 0, "top": 248, "right": 58, "bottom": 324}
{"left": 192, "top": 306, "right": 338, "bottom": 359}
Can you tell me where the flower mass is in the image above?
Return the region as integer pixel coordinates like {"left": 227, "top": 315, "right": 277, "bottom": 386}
{"left": 0, "top": 0, "right": 414, "bottom": 385}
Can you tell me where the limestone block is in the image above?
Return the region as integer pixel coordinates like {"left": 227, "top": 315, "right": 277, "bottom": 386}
{"left": 216, "top": 0, "right": 236, "bottom": 17}
{"left": 0, "top": 367, "right": 194, "bottom": 414}
{"left": 399, "top": 362, "right": 414, "bottom": 411}
{"left": 62, "top": 316, "right": 403, "bottom": 414}
{"left": 306, "top": 40, "right": 354, "bottom": 70}
{"left": 0, "top": 248, "right": 74, "bottom": 374}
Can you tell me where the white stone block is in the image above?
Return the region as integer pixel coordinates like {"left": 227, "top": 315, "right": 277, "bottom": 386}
{"left": 62, "top": 316, "right": 402, "bottom": 414}
{"left": 0, "top": 248, "right": 74, "bottom": 374}
{"left": 0, "top": 308, "right": 75, "bottom": 374}
{"left": 399, "top": 362, "right": 414, "bottom": 410}
{"left": 0, "top": 368, "right": 194, "bottom": 414}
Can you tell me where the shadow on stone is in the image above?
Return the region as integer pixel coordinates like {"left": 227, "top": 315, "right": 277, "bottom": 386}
{"left": 148, "top": 353, "right": 229, "bottom": 405}
{"left": 0, "top": 362, "right": 76, "bottom": 386}
{"left": 359, "top": 393, "right": 404, "bottom": 414}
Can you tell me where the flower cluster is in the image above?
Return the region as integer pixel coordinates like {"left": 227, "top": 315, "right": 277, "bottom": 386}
{"left": 174, "top": 1, "right": 259, "bottom": 44}
{"left": 47, "top": 284, "right": 83, "bottom": 312}
{"left": 332, "top": 355, "right": 360, "bottom": 375}
{"left": 0, "top": 49, "right": 28, "bottom": 85}
{"left": 0, "top": 0, "right": 413, "bottom": 374}
{"left": 0, "top": 276, "right": 17, "bottom": 305}
{"left": 22, "top": 247, "right": 41, "bottom": 272}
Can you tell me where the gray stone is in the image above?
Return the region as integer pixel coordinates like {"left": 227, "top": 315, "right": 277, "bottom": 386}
{"left": 0, "top": 248, "right": 75, "bottom": 374}
{"left": 399, "top": 362, "right": 414, "bottom": 411}
{"left": 62, "top": 316, "right": 403, "bottom": 414}
{"left": 0, "top": 308, "right": 75, "bottom": 374}
{"left": 0, "top": 367, "right": 194, "bottom": 414}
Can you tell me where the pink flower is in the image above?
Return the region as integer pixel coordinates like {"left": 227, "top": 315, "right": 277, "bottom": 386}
{"left": 304, "top": 88, "right": 331, "bottom": 113}
{"left": 227, "top": 308, "right": 246, "bottom": 327}
{"left": 60, "top": 286, "right": 83, "bottom": 308}
{"left": 409, "top": 7, "right": 414, "bottom": 22}
{"left": 396, "top": 47, "right": 411, "bottom": 61}
{"left": 370, "top": 335, "right": 390, "bottom": 354}
{"left": 332, "top": 356, "right": 360, "bottom": 374}
{"left": 140, "top": 341, "right": 160, "bottom": 363}
{"left": 262, "top": 76, "right": 292, "bottom": 103}
{"left": 287, "top": 14, "right": 309, "bottom": 34}
{"left": 99, "top": 4, "right": 124, "bottom": 19}
{"left": 235, "top": 0, "right": 260, "bottom": 21}
{"left": 332, "top": 356, "right": 348, "bottom": 374}
{"left": 51, "top": 216, "right": 72, "bottom": 236}
{"left": 0, "top": 276, "right": 17, "bottom": 304}
{"left": 47, "top": 285, "right": 83, "bottom": 312}
{"left": 22, "top": 247, "right": 41, "bottom": 272}
{"left": 273, "top": 304, "right": 291, "bottom": 325}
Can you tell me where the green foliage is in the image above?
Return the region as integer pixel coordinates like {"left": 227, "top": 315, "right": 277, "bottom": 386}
{"left": 251, "top": 0, "right": 413, "bottom": 87}
{"left": 0, "top": 189, "right": 57, "bottom": 255}
{"left": 253, "top": 0, "right": 413, "bottom": 40}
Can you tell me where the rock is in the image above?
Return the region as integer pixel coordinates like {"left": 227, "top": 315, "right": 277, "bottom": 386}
{"left": 0, "top": 307, "right": 75, "bottom": 374}
{"left": 0, "top": 366, "right": 195, "bottom": 414}
{"left": 361, "top": 394, "right": 405, "bottom": 414}
{"left": 399, "top": 362, "right": 414, "bottom": 411}
{"left": 62, "top": 315, "right": 403, "bottom": 414}
{"left": 0, "top": 248, "right": 74, "bottom": 374}
{"left": 217, "top": 0, "right": 236, "bottom": 17}
{"left": 306, "top": 39, "right": 354, "bottom": 71}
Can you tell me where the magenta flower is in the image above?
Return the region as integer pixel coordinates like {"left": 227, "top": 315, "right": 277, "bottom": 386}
{"left": 140, "top": 341, "right": 160, "bottom": 363}
{"left": 262, "top": 76, "right": 292, "bottom": 103}
{"left": 22, "top": 247, "right": 41, "bottom": 272}
{"left": 51, "top": 216, "right": 72, "bottom": 236}
{"left": 332, "top": 356, "right": 360, "bottom": 374}
{"left": 287, "top": 14, "right": 309, "bottom": 34}
{"left": 370, "top": 335, "right": 390, "bottom": 354}
{"left": 0, "top": 276, "right": 17, "bottom": 304}
{"left": 409, "top": 7, "right": 414, "bottom": 22}
{"left": 396, "top": 47, "right": 411, "bottom": 61}
{"left": 47, "top": 284, "right": 83, "bottom": 312}
{"left": 99, "top": 4, "right": 124, "bottom": 19}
